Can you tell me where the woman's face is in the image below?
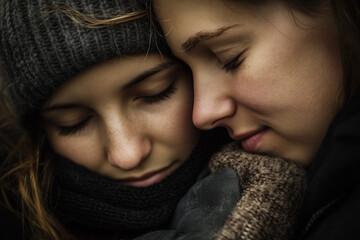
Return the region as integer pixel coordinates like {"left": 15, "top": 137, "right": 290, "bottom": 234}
{"left": 41, "top": 54, "right": 200, "bottom": 186}
{"left": 154, "top": 0, "right": 343, "bottom": 166}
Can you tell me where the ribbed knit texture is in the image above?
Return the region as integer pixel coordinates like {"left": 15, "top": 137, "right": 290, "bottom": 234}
{"left": 50, "top": 130, "right": 230, "bottom": 239}
{"left": 0, "top": 0, "right": 166, "bottom": 124}
{"left": 209, "top": 142, "right": 307, "bottom": 240}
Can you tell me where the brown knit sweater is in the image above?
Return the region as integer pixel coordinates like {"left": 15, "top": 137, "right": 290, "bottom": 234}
{"left": 209, "top": 142, "right": 307, "bottom": 240}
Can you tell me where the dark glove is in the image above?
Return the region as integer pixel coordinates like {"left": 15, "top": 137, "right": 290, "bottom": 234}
{"left": 135, "top": 167, "right": 241, "bottom": 240}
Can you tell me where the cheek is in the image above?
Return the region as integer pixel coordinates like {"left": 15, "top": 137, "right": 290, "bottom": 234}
{"left": 171, "top": 98, "right": 198, "bottom": 140}
{"left": 236, "top": 33, "right": 342, "bottom": 114}
{"left": 166, "top": 98, "right": 197, "bottom": 138}
{"left": 238, "top": 46, "right": 340, "bottom": 163}
{"left": 46, "top": 131, "right": 103, "bottom": 170}
{"left": 149, "top": 86, "right": 200, "bottom": 157}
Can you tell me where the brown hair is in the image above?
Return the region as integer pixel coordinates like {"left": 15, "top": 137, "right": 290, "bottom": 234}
{"left": 0, "top": 85, "right": 70, "bottom": 239}
{"left": 0, "top": 6, "right": 148, "bottom": 240}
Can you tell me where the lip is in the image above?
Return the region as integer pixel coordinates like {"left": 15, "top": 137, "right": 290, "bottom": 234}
{"left": 117, "top": 162, "right": 177, "bottom": 187}
{"left": 233, "top": 127, "right": 269, "bottom": 152}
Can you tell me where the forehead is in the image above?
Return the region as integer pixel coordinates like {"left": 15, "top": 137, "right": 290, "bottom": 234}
{"left": 154, "top": 0, "right": 272, "bottom": 51}
{"left": 154, "top": 0, "right": 235, "bottom": 47}
{"left": 48, "top": 54, "right": 168, "bottom": 104}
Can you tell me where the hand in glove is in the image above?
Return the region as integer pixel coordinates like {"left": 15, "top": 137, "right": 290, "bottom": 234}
{"left": 137, "top": 141, "right": 306, "bottom": 240}
{"left": 136, "top": 167, "right": 241, "bottom": 240}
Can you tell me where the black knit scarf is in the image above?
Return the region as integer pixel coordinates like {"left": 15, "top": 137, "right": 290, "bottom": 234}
{"left": 50, "top": 130, "right": 229, "bottom": 239}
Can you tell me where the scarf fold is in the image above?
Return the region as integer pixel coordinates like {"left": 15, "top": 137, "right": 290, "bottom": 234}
{"left": 50, "top": 129, "right": 229, "bottom": 238}
{"left": 209, "top": 142, "right": 307, "bottom": 240}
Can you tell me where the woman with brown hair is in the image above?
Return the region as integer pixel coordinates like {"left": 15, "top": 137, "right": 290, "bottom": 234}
{"left": 0, "top": 0, "right": 307, "bottom": 239}
{"left": 0, "top": 0, "right": 227, "bottom": 238}
{"left": 152, "top": 0, "right": 360, "bottom": 239}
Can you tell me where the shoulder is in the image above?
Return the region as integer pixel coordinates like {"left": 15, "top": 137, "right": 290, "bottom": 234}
{"left": 301, "top": 182, "right": 360, "bottom": 240}
{"left": 299, "top": 90, "right": 360, "bottom": 240}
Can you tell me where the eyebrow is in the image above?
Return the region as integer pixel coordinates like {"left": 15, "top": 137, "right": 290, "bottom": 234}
{"left": 122, "top": 60, "right": 176, "bottom": 90}
{"left": 42, "top": 103, "right": 85, "bottom": 112}
{"left": 42, "top": 60, "right": 177, "bottom": 112}
{"left": 181, "top": 24, "right": 241, "bottom": 52}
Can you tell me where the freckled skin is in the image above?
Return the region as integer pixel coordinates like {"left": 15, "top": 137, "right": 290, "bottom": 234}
{"left": 154, "top": 0, "right": 343, "bottom": 166}
{"left": 42, "top": 54, "right": 200, "bottom": 180}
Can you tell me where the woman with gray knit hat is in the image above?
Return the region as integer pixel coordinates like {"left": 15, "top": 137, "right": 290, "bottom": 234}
{"left": 0, "top": 0, "right": 306, "bottom": 239}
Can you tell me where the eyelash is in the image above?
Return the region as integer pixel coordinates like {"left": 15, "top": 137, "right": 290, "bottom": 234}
{"left": 222, "top": 52, "right": 245, "bottom": 72}
{"left": 56, "top": 83, "right": 177, "bottom": 136}
{"left": 139, "top": 81, "right": 177, "bottom": 104}
{"left": 57, "top": 117, "right": 92, "bottom": 136}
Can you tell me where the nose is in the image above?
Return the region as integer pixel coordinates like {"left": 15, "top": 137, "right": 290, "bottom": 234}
{"left": 192, "top": 71, "right": 236, "bottom": 130}
{"left": 105, "top": 119, "right": 152, "bottom": 171}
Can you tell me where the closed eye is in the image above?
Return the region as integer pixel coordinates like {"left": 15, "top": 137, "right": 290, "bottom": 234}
{"left": 222, "top": 48, "right": 247, "bottom": 72}
{"left": 137, "top": 81, "right": 177, "bottom": 104}
{"left": 56, "top": 116, "right": 92, "bottom": 136}
{"left": 222, "top": 54, "right": 244, "bottom": 72}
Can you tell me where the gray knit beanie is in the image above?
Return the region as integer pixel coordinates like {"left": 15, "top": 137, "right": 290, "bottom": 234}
{"left": 0, "top": 0, "right": 168, "bottom": 126}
